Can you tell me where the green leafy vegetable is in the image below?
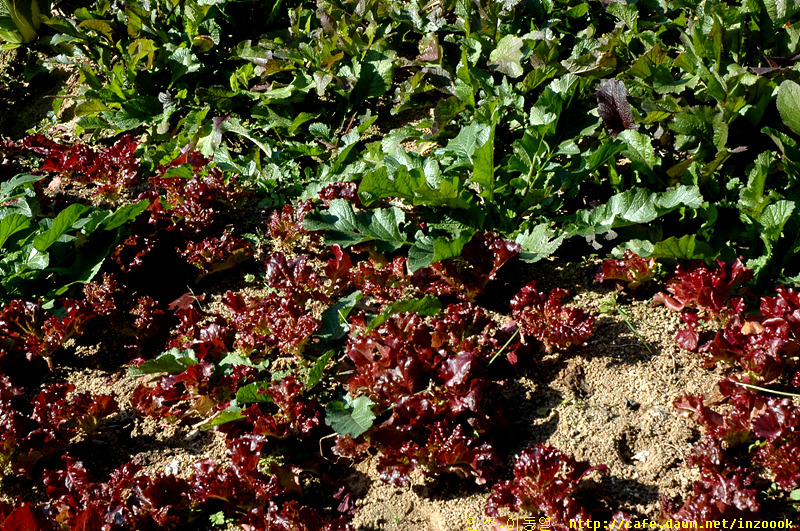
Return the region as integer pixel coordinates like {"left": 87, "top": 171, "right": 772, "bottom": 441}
{"left": 325, "top": 393, "right": 376, "bottom": 438}
{"left": 128, "top": 349, "right": 198, "bottom": 377}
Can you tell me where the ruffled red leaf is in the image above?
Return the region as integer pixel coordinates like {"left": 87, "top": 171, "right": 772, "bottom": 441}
{"left": 411, "top": 232, "right": 520, "bottom": 302}
{"left": 265, "top": 253, "right": 324, "bottom": 304}
{"left": 654, "top": 258, "right": 753, "bottom": 320}
{"left": 181, "top": 231, "right": 252, "bottom": 278}
{"left": 20, "top": 135, "right": 140, "bottom": 198}
{"left": 595, "top": 250, "right": 657, "bottom": 290}
{"left": 486, "top": 444, "right": 606, "bottom": 525}
{"left": 222, "top": 291, "right": 319, "bottom": 357}
{"left": 266, "top": 200, "right": 314, "bottom": 249}
{"left": 510, "top": 282, "right": 594, "bottom": 353}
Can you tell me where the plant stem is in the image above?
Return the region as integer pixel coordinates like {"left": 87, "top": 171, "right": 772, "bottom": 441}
{"left": 489, "top": 328, "right": 520, "bottom": 365}
{"left": 732, "top": 381, "right": 800, "bottom": 398}
{"left": 617, "top": 305, "right": 653, "bottom": 355}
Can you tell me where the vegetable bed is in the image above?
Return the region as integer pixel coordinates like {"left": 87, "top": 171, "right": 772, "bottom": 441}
{"left": 2, "top": 0, "right": 800, "bottom": 528}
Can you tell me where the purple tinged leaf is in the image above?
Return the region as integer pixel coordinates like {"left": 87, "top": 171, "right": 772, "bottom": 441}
{"left": 439, "top": 352, "right": 475, "bottom": 388}
{"left": 596, "top": 79, "right": 637, "bottom": 137}
{"left": 676, "top": 328, "right": 699, "bottom": 351}
{"left": 417, "top": 34, "right": 440, "bottom": 63}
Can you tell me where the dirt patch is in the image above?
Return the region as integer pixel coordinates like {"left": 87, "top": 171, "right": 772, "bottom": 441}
{"left": 0, "top": 49, "right": 79, "bottom": 140}
{"left": 349, "top": 459, "right": 489, "bottom": 530}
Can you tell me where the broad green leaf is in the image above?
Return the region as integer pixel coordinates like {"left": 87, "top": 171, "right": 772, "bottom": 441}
{"left": 358, "top": 166, "right": 470, "bottom": 209}
{"left": 695, "top": 61, "right": 726, "bottom": 105}
{"left": 763, "top": 126, "right": 800, "bottom": 162}
{"left": 562, "top": 46, "right": 617, "bottom": 75}
{"left": 352, "top": 50, "right": 395, "bottom": 101}
{"left": 218, "top": 352, "right": 269, "bottom": 370}
{"left": 51, "top": 239, "right": 115, "bottom": 295}
{"left": 128, "top": 38, "right": 156, "bottom": 69}
{"left": 757, "top": 200, "right": 794, "bottom": 230}
{"left": 455, "top": 0, "right": 472, "bottom": 33}
{"left": 358, "top": 166, "right": 421, "bottom": 206}
{"left": 32, "top": 204, "right": 89, "bottom": 251}
{"left": 74, "top": 99, "right": 112, "bottom": 115}
{"left": 365, "top": 295, "right": 442, "bottom": 333}
{"left": 325, "top": 394, "right": 376, "bottom": 438}
{"left": 205, "top": 405, "right": 244, "bottom": 427}
{"left": 381, "top": 124, "right": 427, "bottom": 154}
{"left": 42, "top": 16, "right": 84, "bottom": 40}
{"left": 618, "top": 130, "right": 659, "bottom": 176}
{"left": 0, "top": 213, "right": 30, "bottom": 249}
{"left": 507, "top": 131, "right": 547, "bottom": 178}
{"left": 220, "top": 116, "right": 273, "bottom": 157}
{"left": 760, "top": 0, "right": 799, "bottom": 35}
{"left": 472, "top": 109, "right": 497, "bottom": 198}
{"left": 628, "top": 44, "right": 668, "bottom": 79}
{"left": 411, "top": 177, "right": 472, "bottom": 209}
{"left": 304, "top": 199, "right": 407, "bottom": 252}
{"left": 606, "top": 2, "right": 638, "bottom": 31}
{"left": 655, "top": 186, "right": 705, "bottom": 210}
{"left": 435, "top": 122, "right": 491, "bottom": 169}
{"left": 78, "top": 19, "right": 113, "bottom": 41}
{"left": 233, "top": 40, "right": 284, "bottom": 63}
{"left": 621, "top": 235, "right": 715, "bottom": 260}
{"left": 112, "top": 96, "right": 163, "bottom": 130}
{"left": 579, "top": 140, "right": 625, "bottom": 176}
{"left": 564, "top": 3, "right": 589, "bottom": 17}
{"left": 313, "top": 71, "right": 333, "bottom": 96}
{"left": 235, "top": 382, "right": 272, "bottom": 404}
{"left": 549, "top": 73, "right": 581, "bottom": 95}
{"left": 317, "top": 290, "right": 362, "bottom": 344}
{"left": 432, "top": 96, "right": 468, "bottom": 133}
{"left": 196, "top": 86, "right": 237, "bottom": 109}
{"left": 569, "top": 186, "right": 703, "bottom": 237}
{"left": 128, "top": 349, "right": 197, "bottom": 377}
{"left": 0, "top": 19, "right": 24, "bottom": 45}
{"left": 0, "top": 0, "right": 46, "bottom": 44}
{"left": 304, "top": 199, "right": 368, "bottom": 247}
{"left": 308, "top": 122, "right": 331, "bottom": 140}
{"left": 305, "top": 350, "right": 335, "bottom": 390}
{"left": 73, "top": 209, "right": 109, "bottom": 233}
{"left": 756, "top": 200, "right": 794, "bottom": 250}
{"left": 407, "top": 231, "right": 474, "bottom": 272}
{"left": 367, "top": 208, "right": 407, "bottom": 252}
{"left": 650, "top": 235, "right": 715, "bottom": 260}
{"left": 777, "top": 80, "right": 800, "bottom": 137}
{"left": 488, "top": 35, "right": 524, "bottom": 78}
{"left": 100, "top": 199, "right": 150, "bottom": 231}
{"left": 515, "top": 223, "right": 564, "bottom": 262}
{"left": 670, "top": 107, "right": 728, "bottom": 152}
{"left": 0, "top": 173, "right": 41, "bottom": 202}
{"left": 738, "top": 151, "right": 775, "bottom": 215}
{"left": 529, "top": 107, "right": 557, "bottom": 128}
{"left": 23, "top": 244, "right": 48, "bottom": 270}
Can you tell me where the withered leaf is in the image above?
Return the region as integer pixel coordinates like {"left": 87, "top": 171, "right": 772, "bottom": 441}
{"left": 741, "top": 321, "right": 765, "bottom": 335}
{"left": 417, "top": 34, "right": 440, "bottom": 63}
